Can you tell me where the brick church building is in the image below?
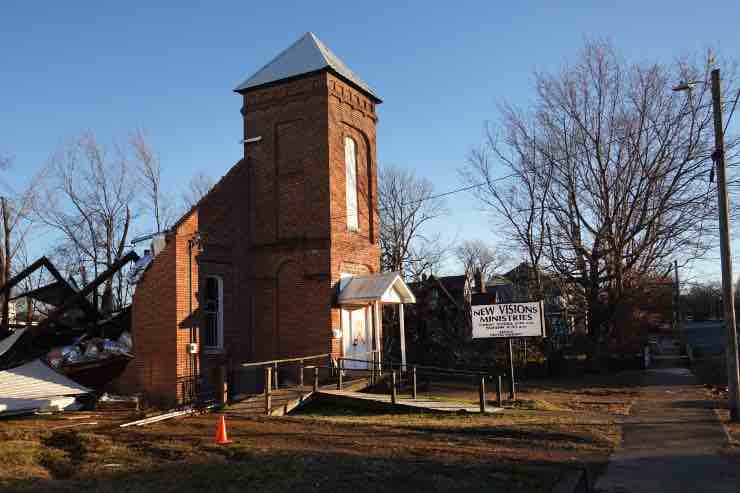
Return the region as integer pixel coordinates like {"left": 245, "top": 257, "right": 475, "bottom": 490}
{"left": 116, "top": 33, "right": 414, "bottom": 406}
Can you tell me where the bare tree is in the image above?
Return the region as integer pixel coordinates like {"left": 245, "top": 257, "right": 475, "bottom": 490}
{"left": 379, "top": 165, "right": 448, "bottom": 280}
{"left": 131, "top": 129, "right": 174, "bottom": 232}
{"left": 12, "top": 242, "right": 55, "bottom": 324}
{"left": 464, "top": 122, "right": 554, "bottom": 299}
{"left": 455, "top": 239, "right": 509, "bottom": 280}
{"left": 35, "top": 132, "right": 137, "bottom": 312}
{"left": 465, "top": 40, "right": 737, "bottom": 354}
{"left": 182, "top": 171, "right": 215, "bottom": 210}
{"left": 405, "top": 236, "right": 448, "bottom": 282}
{"left": 681, "top": 280, "right": 722, "bottom": 321}
{"left": 0, "top": 156, "right": 42, "bottom": 332}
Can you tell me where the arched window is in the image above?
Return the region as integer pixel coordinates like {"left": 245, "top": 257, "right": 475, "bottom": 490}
{"left": 203, "top": 276, "right": 223, "bottom": 349}
{"left": 345, "top": 136, "right": 359, "bottom": 231}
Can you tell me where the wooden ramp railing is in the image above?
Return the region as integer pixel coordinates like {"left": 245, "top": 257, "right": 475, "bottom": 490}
{"left": 233, "top": 352, "right": 379, "bottom": 416}
{"left": 230, "top": 353, "right": 505, "bottom": 416}
{"left": 334, "top": 357, "right": 505, "bottom": 413}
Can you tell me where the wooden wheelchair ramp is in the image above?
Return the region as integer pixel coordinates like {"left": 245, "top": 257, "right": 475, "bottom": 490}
{"left": 223, "top": 378, "right": 372, "bottom": 417}
{"left": 318, "top": 389, "right": 502, "bottom": 414}
{"left": 225, "top": 387, "right": 315, "bottom": 417}
{"left": 226, "top": 354, "right": 503, "bottom": 417}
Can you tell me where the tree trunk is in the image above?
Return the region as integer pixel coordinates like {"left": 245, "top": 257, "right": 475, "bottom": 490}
{"left": 25, "top": 296, "right": 33, "bottom": 326}
{"left": 1, "top": 197, "right": 10, "bottom": 334}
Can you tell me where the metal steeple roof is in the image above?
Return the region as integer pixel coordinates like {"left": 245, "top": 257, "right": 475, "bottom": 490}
{"left": 234, "top": 32, "right": 379, "bottom": 101}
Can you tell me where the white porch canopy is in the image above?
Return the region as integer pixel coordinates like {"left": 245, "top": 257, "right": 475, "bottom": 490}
{"left": 338, "top": 272, "right": 416, "bottom": 305}
{"left": 338, "top": 272, "right": 415, "bottom": 369}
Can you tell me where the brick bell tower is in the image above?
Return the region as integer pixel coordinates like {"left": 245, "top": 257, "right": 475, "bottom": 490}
{"left": 234, "top": 32, "right": 381, "bottom": 361}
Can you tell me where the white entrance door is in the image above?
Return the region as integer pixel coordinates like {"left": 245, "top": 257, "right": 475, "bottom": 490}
{"left": 342, "top": 307, "right": 371, "bottom": 370}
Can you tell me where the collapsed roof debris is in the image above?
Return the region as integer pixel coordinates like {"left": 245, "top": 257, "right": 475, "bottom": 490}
{"left": 127, "top": 252, "right": 153, "bottom": 285}
{"left": 0, "top": 252, "right": 139, "bottom": 402}
{"left": 0, "top": 328, "right": 26, "bottom": 360}
{"left": 46, "top": 330, "right": 133, "bottom": 389}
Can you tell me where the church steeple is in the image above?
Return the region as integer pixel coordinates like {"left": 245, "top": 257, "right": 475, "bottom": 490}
{"left": 234, "top": 32, "right": 380, "bottom": 102}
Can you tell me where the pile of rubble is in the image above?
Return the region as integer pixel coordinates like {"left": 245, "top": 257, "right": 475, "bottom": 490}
{"left": 47, "top": 332, "right": 132, "bottom": 369}
{"left": 0, "top": 253, "right": 140, "bottom": 417}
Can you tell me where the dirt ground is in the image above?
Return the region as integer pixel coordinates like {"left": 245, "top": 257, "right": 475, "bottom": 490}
{"left": 0, "top": 372, "right": 640, "bottom": 493}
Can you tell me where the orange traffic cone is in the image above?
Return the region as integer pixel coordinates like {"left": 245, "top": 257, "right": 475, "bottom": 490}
{"left": 214, "top": 415, "right": 232, "bottom": 444}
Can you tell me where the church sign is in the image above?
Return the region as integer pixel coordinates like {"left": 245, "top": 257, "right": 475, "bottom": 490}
{"left": 471, "top": 301, "right": 545, "bottom": 339}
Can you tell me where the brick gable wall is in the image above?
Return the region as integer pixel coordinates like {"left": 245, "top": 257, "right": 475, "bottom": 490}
{"left": 114, "top": 212, "right": 199, "bottom": 407}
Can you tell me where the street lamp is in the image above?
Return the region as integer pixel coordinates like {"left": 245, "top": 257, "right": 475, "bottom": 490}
{"left": 674, "top": 68, "right": 740, "bottom": 421}
{"left": 672, "top": 80, "right": 701, "bottom": 92}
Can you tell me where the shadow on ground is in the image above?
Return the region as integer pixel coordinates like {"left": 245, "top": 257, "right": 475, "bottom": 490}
{"left": 668, "top": 399, "right": 717, "bottom": 410}
{"left": 0, "top": 447, "right": 579, "bottom": 493}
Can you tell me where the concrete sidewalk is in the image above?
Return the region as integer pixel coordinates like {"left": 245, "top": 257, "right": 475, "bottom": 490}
{"left": 595, "top": 368, "right": 740, "bottom": 492}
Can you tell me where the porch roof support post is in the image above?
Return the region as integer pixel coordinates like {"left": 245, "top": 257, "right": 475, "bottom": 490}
{"left": 374, "top": 301, "right": 383, "bottom": 369}
{"left": 399, "top": 303, "right": 407, "bottom": 372}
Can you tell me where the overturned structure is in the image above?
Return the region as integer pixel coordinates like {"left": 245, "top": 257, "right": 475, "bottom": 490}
{"left": 0, "top": 254, "right": 138, "bottom": 393}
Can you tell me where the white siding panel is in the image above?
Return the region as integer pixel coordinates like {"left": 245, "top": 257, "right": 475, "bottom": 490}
{"left": 0, "top": 359, "right": 90, "bottom": 413}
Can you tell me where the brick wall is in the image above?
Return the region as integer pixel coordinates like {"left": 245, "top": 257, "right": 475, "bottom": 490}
{"left": 114, "top": 211, "right": 199, "bottom": 407}
{"left": 240, "top": 72, "right": 334, "bottom": 361}
{"left": 326, "top": 73, "right": 381, "bottom": 358}
{"left": 174, "top": 213, "right": 200, "bottom": 404}
{"left": 119, "top": 69, "right": 381, "bottom": 404}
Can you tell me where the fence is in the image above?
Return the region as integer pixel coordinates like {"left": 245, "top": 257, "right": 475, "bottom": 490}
{"left": 176, "top": 374, "right": 217, "bottom": 406}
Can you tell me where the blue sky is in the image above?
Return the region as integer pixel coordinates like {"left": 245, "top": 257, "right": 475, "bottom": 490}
{"left": 1, "top": 1, "right": 738, "bottom": 281}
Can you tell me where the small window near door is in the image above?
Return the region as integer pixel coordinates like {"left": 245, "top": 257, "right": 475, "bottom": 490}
{"left": 203, "top": 276, "right": 223, "bottom": 349}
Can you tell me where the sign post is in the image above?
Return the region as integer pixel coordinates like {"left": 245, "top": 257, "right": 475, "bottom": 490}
{"left": 471, "top": 301, "right": 546, "bottom": 402}
{"left": 508, "top": 338, "right": 515, "bottom": 400}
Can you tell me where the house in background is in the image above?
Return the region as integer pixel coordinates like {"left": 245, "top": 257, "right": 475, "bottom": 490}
{"left": 408, "top": 263, "right": 577, "bottom": 347}
{"left": 1, "top": 302, "right": 16, "bottom": 328}
{"left": 494, "top": 263, "right": 576, "bottom": 343}
{"left": 434, "top": 274, "right": 474, "bottom": 308}
{"left": 115, "top": 33, "right": 415, "bottom": 406}
{"left": 407, "top": 274, "right": 471, "bottom": 340}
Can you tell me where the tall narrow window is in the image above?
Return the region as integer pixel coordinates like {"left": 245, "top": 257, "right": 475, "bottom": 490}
{"left": 345, "top": 136, "right": 359, "bottom": 231}
{"left": 203, "top": 276, "right": 223, "bottom": 349}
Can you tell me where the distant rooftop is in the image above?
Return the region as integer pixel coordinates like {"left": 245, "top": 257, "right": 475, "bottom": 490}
{"left": 234, "top": 32, "right": 380, "bottom": 102}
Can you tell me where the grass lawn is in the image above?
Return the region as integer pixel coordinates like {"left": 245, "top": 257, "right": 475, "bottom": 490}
{"left": 687, "top": 359, "right": 740, "bottom": 454}
{"left": 702, "top": 385, "right": 740, "bottom": 456}
{"left": 0, "top": 373, "right": 639, "bottom": 492}
{"left": 515, "top": 371, "right": 640, "bottom": 416}
{"left": 404, "top": 370, "right": 640, "bottom": 416}
{"left": 713, "top": 407, "right": 740, "bottom": 449}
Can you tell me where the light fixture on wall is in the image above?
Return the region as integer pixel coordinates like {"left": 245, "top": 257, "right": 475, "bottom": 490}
{"left": 240, "top": 136, "right": 263, "bottom": 144}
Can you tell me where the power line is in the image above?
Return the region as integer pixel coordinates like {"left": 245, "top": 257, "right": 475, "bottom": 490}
{"left": 327, "top": 173, "right": 516, "bottom": 225}
{"left": 725, "top": 89, "right": 740, "bottom": 135}
{"left": 326, "top": 97, "right": 736, "bottom": 226}
{"left": 401, "top": 182, "right": 491, "bottom": 204}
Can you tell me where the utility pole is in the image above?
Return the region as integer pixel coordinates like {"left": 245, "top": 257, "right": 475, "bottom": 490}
{"left": 711, "top": 68, "right": 740, "bottom": 421}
